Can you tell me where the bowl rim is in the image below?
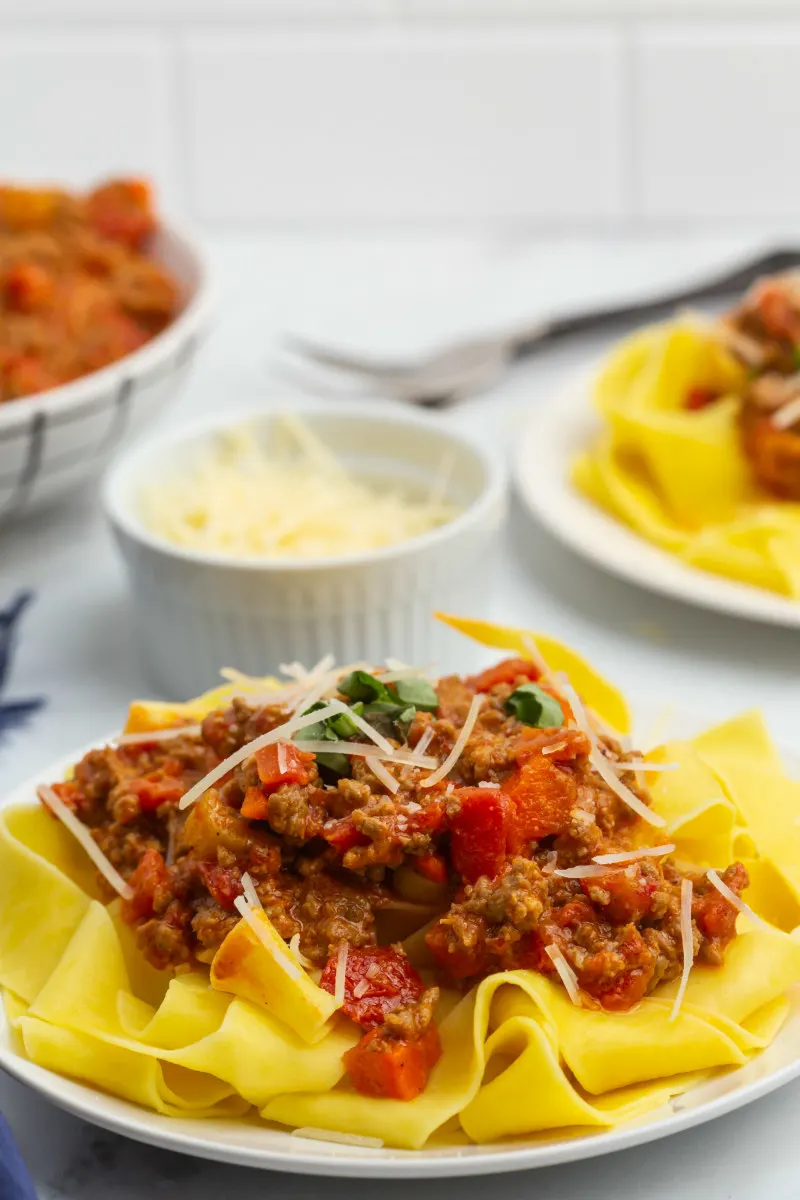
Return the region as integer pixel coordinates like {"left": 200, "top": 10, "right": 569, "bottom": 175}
{"left": 0, "top": 214, "right": 214, "bottom": 432}
{"left": 102, "top": 405, "right": 507, "bottom": 573}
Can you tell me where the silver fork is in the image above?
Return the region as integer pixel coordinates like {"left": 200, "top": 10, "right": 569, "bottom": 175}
{"left": 282, "top": 247, "right": 800, "bottom": 409}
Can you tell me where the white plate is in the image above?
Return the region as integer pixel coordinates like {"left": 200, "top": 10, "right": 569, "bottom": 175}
{"left": 513, "top": 369, "right": 800, "bottom": 628}
{"left": 3, "top": 738, "right": 800, "bottom": 1178}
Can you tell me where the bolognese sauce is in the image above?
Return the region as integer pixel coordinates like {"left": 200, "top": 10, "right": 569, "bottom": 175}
{"left": 41, "top": 659, "right": 748, "bottom": 1100}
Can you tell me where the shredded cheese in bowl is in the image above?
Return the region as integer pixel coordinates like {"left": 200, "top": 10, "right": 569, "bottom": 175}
{"left": 138, "top": 414, "right": 458, "bottom": 560}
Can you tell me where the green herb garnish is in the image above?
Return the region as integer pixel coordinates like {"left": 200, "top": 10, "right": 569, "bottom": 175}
{"left": 338, "top": 670, "right": 392, "bottom": 704}
{"left": 505, "top": 683, "right": 564, "bottom": 729}
{"left": 393, "top": 677, "right": 439, "bottom": 713}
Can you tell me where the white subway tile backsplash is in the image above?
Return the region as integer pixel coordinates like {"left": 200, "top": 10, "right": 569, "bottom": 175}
{"left": 0, "top": 33, "right": 181, "bottom": 209}
{"left": 636, "top": 25, "right": 800, "bottom": 222}
{"left": 185, "top": 28, "right": 625, "bottom": 224}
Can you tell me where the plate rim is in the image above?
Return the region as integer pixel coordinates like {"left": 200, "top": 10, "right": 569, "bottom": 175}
{"left": 512, "top": 365, "right": 800, "bottom": 629}
{"left": 3, "top": 736, "right": 800, "bottom": 1178}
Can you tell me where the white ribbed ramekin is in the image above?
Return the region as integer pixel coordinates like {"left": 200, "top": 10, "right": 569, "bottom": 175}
{"left": 102, "top": 407, "right": 507, "bottom": 698}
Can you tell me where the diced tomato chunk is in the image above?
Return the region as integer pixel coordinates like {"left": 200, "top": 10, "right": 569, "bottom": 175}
{"left": 344, "top": 1025, "right": 441, "bottom": 1100}
{"left": 694, "top": 863, "right": 748, "bottom": 943}
{"left": 240, "top": 786, "right": 271, "bottom": 821}
{"left": 594, "top": 967, "right": 653, "bottom": 1012}
{"left": 122, "top": 847, "right": 170, "bottom": 922}
{"left": 448, "top": 787, "right": 510, "bottom": 883}
{"left": 87, "top": 178, "right": 155, "bottom": 248}
{"left": 254, "top": 741, "right": 314, "bottom": 794}
{"left": 468, "top": 657, "right": 541, "bottom": 693}
{"left": 42, "top": 780, "right": 81, "bottom": 814}
{"left": 322, "top": 816, "right": 370, "bottom": 854}
{"left": 198, "top": 862, "right": 243, "bottom": 911}
{"left": 581, "top": 868, "right": 658, "bottom": 924}
{"left": 415, "top": 852, "right": 448, "bottom": 885}
{"left": 685, "top": 386, "right": 720, "bottom": 411}
{"left": 4, "top": 262, "right": 55, "bottom": 311}
{"left": 319, "top": 945, "right": 424, "bottom": 1029}
{"left": 129, "top": 770, "right": 185, "bottom": 812}
{"left": 505, "top": 756, "right": 577, "bottom": 852}
{"left": 425, "top": 919, "right": 488, "bottom": 979}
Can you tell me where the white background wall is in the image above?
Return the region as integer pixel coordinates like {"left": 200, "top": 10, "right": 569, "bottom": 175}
{"left": 1, "top": 1, "right": 799, "bottom": 230}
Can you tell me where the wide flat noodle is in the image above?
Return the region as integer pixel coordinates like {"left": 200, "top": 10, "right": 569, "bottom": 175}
{"left": 573, "top": 318, "right": 800, "bottom": 598}
{"left": 2, "top": 680, "right": 800, "bottom": 1148}
{"left": 264, "top": 928, "right": 798, "bottom": 1148}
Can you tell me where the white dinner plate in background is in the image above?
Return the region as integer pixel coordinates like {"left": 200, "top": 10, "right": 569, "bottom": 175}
{"left": 513, "top": 369, "right": 800, "bottom": 629}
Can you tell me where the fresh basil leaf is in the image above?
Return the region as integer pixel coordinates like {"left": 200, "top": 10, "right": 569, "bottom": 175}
{"left": 393, "top": 677, "right": 439, "bottom": 713}
{"left": 315, "top": 752, "right": 351, "bottom": 778}
{"left": 339, "top": 670, "right": 392, "bottom": 704}
{"left": 504, "top": 683, "right": 564, "bottom": 729}
{"left": 329, "top": 701, "right": 364, "bottom": 740}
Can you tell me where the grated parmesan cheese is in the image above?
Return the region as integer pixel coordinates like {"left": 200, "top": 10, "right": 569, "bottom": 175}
{"left": 138, "top": 417, "right": 458, "bottom": 561}
{"left": 334, "top": 943, "right": 348, "bottom": 1006}
{"left": 233, "top": 894, "right": 302, "bottom": 980}
{"left": 545, "top": 944, "right": 582, "bottom": 1007}
{"left": 291, "top": 1128, "right": 383, "bottom": 1149}
{"left": 288, "top": 932, "right": 314, "bottom": 969}
{"left": 421, "top": 693, "right": 484, "bottom": 789}
{"left": 412, "top": 726, "right": 435, "bottom": 762}
{"left": 178, "top": 700, "right": 346, "bottom": 809}
{"left": 277, "top": 738, "right": 437, "bottom": 768}
{"left": 592, "top": 844, "right": 675, "bottom": 866}
{"left": 38, "top": 784, "right": 134, "bottom": 900}
{"left": 555, "top": 864, "right": 617, "bottom": 879}
{"left": 365, "top": 756, "right": 400, "bottom": 795}
{"left": 669, "top": 878, "right": 694, "bottom": 1022}
{"left": 706, "top": 868, "right": 770, "bottom": 930}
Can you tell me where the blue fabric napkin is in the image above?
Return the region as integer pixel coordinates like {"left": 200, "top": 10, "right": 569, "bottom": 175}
{"left": 0, "top": 591, "right": 45, "bottom": 744}
{"left": 0, "top": 1115, "right": 37, "bottom": 1199}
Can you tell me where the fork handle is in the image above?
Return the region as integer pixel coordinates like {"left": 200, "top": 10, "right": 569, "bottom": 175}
{"left": 508, "top": 247, "right": 800, "bottom": 359}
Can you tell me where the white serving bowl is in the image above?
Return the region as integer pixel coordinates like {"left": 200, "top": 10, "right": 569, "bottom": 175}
{"left": 103, "top": 407, "right": 507, "bottom": 698}
{"left": 0, "top": 219, "right": 213, "bottom": 524}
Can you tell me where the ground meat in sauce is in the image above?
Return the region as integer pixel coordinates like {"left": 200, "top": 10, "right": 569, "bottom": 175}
{"left": 44, "top": 660, "right": 750, "bottom": 1078}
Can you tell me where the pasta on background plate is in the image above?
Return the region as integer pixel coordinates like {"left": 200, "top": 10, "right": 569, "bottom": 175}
{"left": 572, "top": 273, "right": 800, "bottom": 598}
{"left": 2, "top": 615, "right": 800, "bottom": 1150}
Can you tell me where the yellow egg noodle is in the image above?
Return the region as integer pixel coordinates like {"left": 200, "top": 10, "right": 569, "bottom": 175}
{"left": 571, "top": 319, "right": 800, "bottom": 597}
{"left": 2, "top": 617, "right": 800, "bottom": 1150}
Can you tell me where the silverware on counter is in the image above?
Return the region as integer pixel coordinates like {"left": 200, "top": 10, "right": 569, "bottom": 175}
{"left": 282, "top": 247, "right": 800, "bottom": 409}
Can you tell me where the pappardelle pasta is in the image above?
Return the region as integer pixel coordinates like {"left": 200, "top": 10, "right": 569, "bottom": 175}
{"left": 2, "top": 615, "right": 800, "bottom": 1150}
{"left": 572, "top": 272, "right": 800, "bottom": 598}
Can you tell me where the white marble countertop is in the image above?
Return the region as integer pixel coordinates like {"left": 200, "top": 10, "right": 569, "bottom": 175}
{"left": 2, "top": 230, "right": 800, "bottom": 1198}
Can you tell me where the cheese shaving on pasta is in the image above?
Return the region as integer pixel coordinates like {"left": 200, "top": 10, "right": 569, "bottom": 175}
{"left": 366, "top": 757, "right": 400, "bottom": 795}
{"left": 138, "top": 417, "right": 457, "bottom": 560}
{"left": 545, "top": 944, "right": 582, "bottom": 1007}
{"left": 706, "top": 868, "right": 770, "bottom": 930}
{"left": 670, "top": 878, "right": 695, "bottom": 1022}
{"left": 593, "top": 845, "right": 675, "bottom": 865}
{"left": 421, "top": 693, "right": 484, "bottom": 789}
{"left": 233, "top": 894, "right": 302, "bottom": 981}
{"left": 334, "top": 943, "right": 348, "bottom": 1006}
{"left": 37, "top": 784, "right": 134, "bottom": 901}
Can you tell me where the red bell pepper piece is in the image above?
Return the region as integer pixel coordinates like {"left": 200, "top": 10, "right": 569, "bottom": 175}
{"left": 344, "top": 1025, "right": 442, "bottom": 1100}
{"left": 254, "top": 741, "right": 314, "bottom": 793}
{"left": 414, "top": 852, "right": 448, "bottom": 885}
{"left": 505, "top": 755, "right": 577, "bottom": 851}
{"left": 122, "top": 847, "right": 170, "bottom": 922}
{"left": 319, "top": 945, "right": 424, "bottom": 1029}
{"left": 468, "top": 657, "right": 541, "bottom": 693}
{"left": 448, "top": 787, "right": 510, "bottom": 883}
